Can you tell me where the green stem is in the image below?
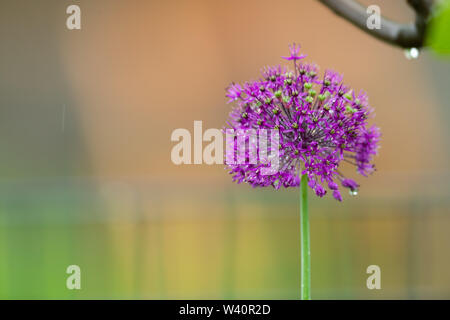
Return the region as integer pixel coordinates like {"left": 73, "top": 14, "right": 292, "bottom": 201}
{"left": 300, "top": 174, "right": 310, "bottom": 300}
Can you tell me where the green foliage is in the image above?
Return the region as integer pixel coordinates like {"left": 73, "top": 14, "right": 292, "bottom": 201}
{"left": 427, "top": 0, "right": 450, "bottom": 55}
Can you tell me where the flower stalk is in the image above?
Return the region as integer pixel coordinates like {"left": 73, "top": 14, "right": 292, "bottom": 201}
{"left": 300, "top": 173, "right": 310, "bottom": 300}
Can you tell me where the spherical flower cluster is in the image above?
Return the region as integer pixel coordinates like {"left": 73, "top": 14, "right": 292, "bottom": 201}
{"left": 225, "top": 44, "right": 380, "bottom": 201}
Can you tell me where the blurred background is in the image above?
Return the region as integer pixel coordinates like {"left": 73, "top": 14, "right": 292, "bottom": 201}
{"left": 0, "top": 0, "right": 449, "bottom": 299}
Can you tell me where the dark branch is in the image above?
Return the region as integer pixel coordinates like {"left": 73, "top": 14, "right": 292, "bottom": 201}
{"left": 317, "top": 0, "right": 434, "bottom": 48}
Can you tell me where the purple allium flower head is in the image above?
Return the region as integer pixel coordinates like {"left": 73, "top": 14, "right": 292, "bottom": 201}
{"left": 224, "top": 45, "right": 380, "bottom": 200}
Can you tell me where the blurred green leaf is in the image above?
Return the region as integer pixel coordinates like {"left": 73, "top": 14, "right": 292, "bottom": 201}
{"left": 427, "top": 0, "right": 450, "bottom": 54}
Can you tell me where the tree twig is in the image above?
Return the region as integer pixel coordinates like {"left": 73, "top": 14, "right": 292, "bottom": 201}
{"left": 317, "top": 0, "right": 434, "bottom": 48}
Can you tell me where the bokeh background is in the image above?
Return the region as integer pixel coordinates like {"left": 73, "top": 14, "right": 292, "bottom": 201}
{"left": 0, "top": 0, "right": 449, "bottom": 299}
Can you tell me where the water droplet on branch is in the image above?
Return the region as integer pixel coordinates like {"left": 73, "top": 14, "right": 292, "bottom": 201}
{"left": 349, "top": 189, "right": 358, "bottom": 196}
{"left": 404, "top": 48, "right": 420, "bottom": 60}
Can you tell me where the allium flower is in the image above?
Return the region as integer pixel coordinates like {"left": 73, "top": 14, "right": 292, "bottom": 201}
{"left": 225, "top": 44, "right": 380, "bottom": 201}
